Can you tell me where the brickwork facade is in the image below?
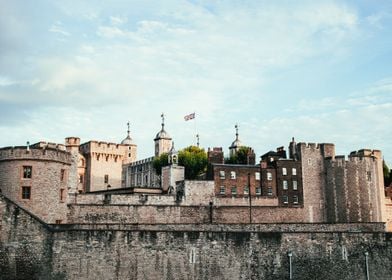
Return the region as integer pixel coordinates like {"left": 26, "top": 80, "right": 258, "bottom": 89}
{"left": 212, "top": 164, "right": 261, "bottom": 197}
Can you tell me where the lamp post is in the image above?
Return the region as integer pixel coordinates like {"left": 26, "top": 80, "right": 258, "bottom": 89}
{"left": 365, "top": 251, "right": 369, "bottom": 280}
{"left": 288, "top": 252, "right": 293, "bottom": 280}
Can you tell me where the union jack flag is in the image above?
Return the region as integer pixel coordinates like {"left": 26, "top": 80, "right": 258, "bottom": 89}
{"left": 184, "top": 112, "right": 195, "bottom": 121}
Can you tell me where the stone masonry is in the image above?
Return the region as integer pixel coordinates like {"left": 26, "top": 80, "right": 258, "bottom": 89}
{"left": 1, "top": 195, "right": 392, "bottom": 280}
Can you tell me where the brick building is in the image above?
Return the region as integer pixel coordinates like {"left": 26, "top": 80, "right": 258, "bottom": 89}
{"left": 212, "top": 164, "right": 261, "bottom": 197}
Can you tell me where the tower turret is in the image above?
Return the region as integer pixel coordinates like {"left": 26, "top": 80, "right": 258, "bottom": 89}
{"left": 154, "top": 113, "right": 172, "bottom": 157}
{"left": 229, "top": 124, "right": 243, "bottom": 157}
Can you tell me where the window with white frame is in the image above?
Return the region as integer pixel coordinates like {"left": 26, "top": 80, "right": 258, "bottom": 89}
{"left": 293, "top": 195, "right": 299, "bottom": 204}
{"left": 256, "top": 187, "right": 261, "bottom": 195}
{"left": 292, "top": 180, "right": 298, "bottom": 190}
{"left": 231, "top": 186, "right": 237, "bottom": 195}
{"left": 267, "top": 172, "right": 272, "bottom": 181}
{"left": 230, "top": 171, "right": 236, "bottom": 179}
{"left": 244, "top": 186, "right": 249, "bottom": 195}
{"left": 283, "top": 180, "right": 288, "bottom": 190}
{"left": 292, "top": 168, "right": 297, "bottom": 176}
{"left": 219, "top": 170, "right": 225, "bottom": 179}
{"left": 283, "top": 195, "right": 289, "bottom": 204}
{"left": 255, "top": 172, "right": 260, "bottom": 181}
{"left": 282, "top": 168, "right": 287, "bottom": 175}
{"left": 220, "top": 186, "right": 225, "bottom": 194}
{"left": 267, "top": 187, "right": 273, "bottom": 196}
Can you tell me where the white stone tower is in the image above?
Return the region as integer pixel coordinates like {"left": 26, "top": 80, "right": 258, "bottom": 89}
{"left": 229, "top": 124, "right": 243, "bottom": 157}
{"left": 121, "top": 122, "right": 137, "bottom": 164}
{"left": 154, "top": 113, "right": 172, "bottom": 157}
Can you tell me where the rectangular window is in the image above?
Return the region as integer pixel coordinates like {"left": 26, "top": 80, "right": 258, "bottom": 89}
{"left": 283, "top": 195, "right": 288, "bottom": 204}
{"left": 282, "top": 168, "right": 287, "bottom": 175}
{"left": 60, "top": 188, "right": 65, "bottom": 202}
{"left": 256, "top": 187, "right": 261, "bottom": 195}
{"left": 293, "top": 195, "right": 299, "bottom": 204}
{"left": 220, "top": 186, "right": 225, "bottom": 195}
{"left": 219, "top": 170, "right": 225, "bottom": 179}
{"left": 367, "top": 171, "right": 372, "bottom": 181}
{"left": 230, "top": 171, "right": 236, "bottom": 179}
{"left": 283, "top": 180, "right": 288, "bottom": 190}
{"left": 60, "top": 169, "right": 65, "bottom": 181}
{"left": 244, "top": 186, "right": 249, "bottom": 195}
{"left": 23, "top": 166, "right": 32, "bottom": 179}
{"left": 104, "top": 174, "right": 109, "bottom": 184}
{"left": 293, "top": 180, "right": 298, "bottom": 190}
{"left": 267, "top": 187, "right": 273, "bottom": 196}
{"left": 231, "top": 186, "right": 237, "bottom": 195}
{"left": 292, "top": 168, "right": 297, "bottom": 176}
{"left": 267, "top": 172, "right": 272, "bottom": 181}
{"left": 255, "top": 172, "right": 260, "bottom": 181}
{"left": 307, "top": 158, "right": 312, "bottom": 166}
{"left": 22, "top": 186, "right": 31, "bottom": 199}
{"left": 55, "top": 220, "right": 62, "bottom": 224}
{"left": 79, "top": 174, "right": 84, "bottom": 183}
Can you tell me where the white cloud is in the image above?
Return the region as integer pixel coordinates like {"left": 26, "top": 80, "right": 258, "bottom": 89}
{"left": 49, "top": 22, "right": 71, "bottom": 36}
{"left": 0, "top": 0, "right": 391, "bottom": 165}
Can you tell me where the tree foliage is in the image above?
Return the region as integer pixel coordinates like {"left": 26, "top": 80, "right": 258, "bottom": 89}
{"left": 152, "top": 153, "right": 169, "bottom": 176}
{"left": 178, "top": 146, "right": 208, "bottom": 179}
{"left": 384, "top": 160, "right": 392, "bottom": 186}
{"left": 225, "top": 146, "right": 252, "bottom": 164}
{"left": 152, "top": 146, "right": 208, "bottom": 179}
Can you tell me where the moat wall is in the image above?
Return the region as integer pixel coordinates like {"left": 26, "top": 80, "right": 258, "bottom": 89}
{"left": 1, "top": 195, "right": 392, "bottom": 280}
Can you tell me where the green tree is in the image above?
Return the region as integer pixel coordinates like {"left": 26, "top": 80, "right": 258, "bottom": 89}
{"left": 225, "top": 146, "right": 253, "bottom": 164}
{"left": 152, "top": 153, "right": 169, "bottom": 175}
{"left": 178, "top": 146, "right": 208, "bottom": 179}
{"left": 384, "top": 160, "right": 392, "bottom": 186}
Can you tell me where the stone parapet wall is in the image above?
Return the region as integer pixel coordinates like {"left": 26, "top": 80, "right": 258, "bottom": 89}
{"left": 1, "top": 195, "right": 391, "bottom": 280}
{"left": 0, "top": 146, "right": 71, "bottom": 164}
{"left": 67, "top": 204, "right": 309, "bottom": 224}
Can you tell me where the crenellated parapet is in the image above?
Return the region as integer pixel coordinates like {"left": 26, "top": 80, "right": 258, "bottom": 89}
{"left": 80, "top": 141, "right": 128, "bottom": 155}
{"left": 0, "top": 145, "right": 71, "bottom": 165}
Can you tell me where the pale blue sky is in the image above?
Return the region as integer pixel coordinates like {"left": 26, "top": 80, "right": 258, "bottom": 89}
{"left": 0, "top": 0, "right": 391, "bottom": 166}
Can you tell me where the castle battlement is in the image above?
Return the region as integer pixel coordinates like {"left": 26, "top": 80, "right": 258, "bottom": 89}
{"left": 80, "top": 140, "right": 128, "bottom": 156}
{"left": 0, "top": 146, "right": 71, "bottom": 164}
{"left": 325, "top": 153, "right": 379, "bottom": 166}
{"left": 31, "top": 141, "right": 66, "bottom": 151}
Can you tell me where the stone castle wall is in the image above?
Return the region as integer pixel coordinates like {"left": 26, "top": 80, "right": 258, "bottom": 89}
{"left": 80, "top": 141, "right": 135, "bottom": 192}
{"left": 323, "top": 149, "right": 386, "bottom": 224}
{"left": 1, "top": 195, "right": 392, "bottom": 280}
{"left": 298, "top": 143, "right": 329, "bottom": 223}
{"left": 0, "top": 147, "right": 71, "bottom": 223}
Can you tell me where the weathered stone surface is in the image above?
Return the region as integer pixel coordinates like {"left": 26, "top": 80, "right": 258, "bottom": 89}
{"left": 1, "top": 195, "right": 392, "bottom": 280}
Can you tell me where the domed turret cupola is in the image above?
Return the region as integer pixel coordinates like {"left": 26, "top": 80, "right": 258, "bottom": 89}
{"left": 121, "top": 122, "right": 137, "bottom": 164}
{"left": 154, "top": 113, "right": 172, "bottom": 157}
{"left": 229, "top": 124, "right": 243, "bottom": 157}
{"left": 121, "top": 122, "right": 133, "bottom": 145}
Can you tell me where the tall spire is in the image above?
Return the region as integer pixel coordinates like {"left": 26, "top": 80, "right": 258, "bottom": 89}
{"left": 161, "top": 113, "right": 165, "bottom": 130}
{"left": 196, "top": 134, "right": 200, "bottom": 147}
{"left": 127, "top": 121, "right": 130, "bottom": 137}
{"left": 235, "top": 124, "right": 239, "bottom": 140}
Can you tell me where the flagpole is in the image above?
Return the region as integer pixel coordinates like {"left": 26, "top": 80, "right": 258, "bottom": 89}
{"left": 194, "top": 110, "right": 197, "bottom": 146}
